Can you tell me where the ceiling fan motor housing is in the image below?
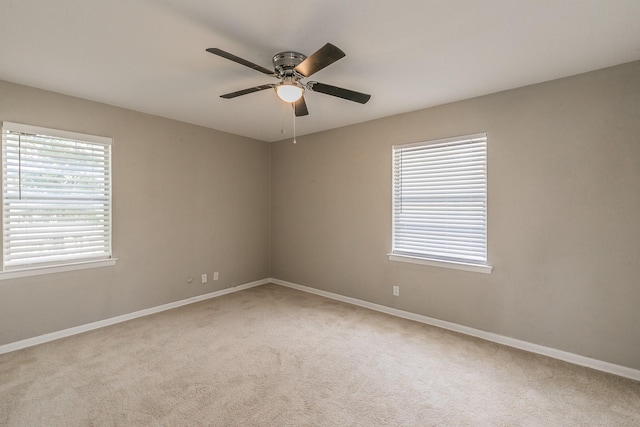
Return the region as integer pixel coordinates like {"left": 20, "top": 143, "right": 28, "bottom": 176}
{"left": 273, "top": 51, "right": 306, "bottom": 78}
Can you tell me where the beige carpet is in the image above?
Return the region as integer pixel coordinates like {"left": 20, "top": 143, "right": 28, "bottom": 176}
{"left": 1, "top": 283, "right": 639, "bottom": 426}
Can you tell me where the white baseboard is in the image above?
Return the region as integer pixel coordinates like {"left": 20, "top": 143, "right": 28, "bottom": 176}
{"left": 270, "top": 278, "right": 640, "bottom": 382}
{"left": 3, "top": 276, "right": 638, "bottom": 382}
{"left": 0, "top": 278, "right": 269, "bottom": 355}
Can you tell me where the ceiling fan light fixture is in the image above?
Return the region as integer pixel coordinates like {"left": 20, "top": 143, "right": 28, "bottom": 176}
{"left": 207, "top": 43, "right": 371, "bottom": 116}
{"left": 276, "top": 82, "right": 304, "bottom": 103}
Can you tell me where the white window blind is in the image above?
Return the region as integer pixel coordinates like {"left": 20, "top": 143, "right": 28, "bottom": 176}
{"left": 392, "top": 133, "right": 487, "bottom": 265}
{"left": 1, "top": 122, "right": 112, "bottom": 270}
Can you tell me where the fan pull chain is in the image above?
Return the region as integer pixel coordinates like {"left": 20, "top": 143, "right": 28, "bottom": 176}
{"left": 281, "top": 101, "right": 287, "bottom": 135}
{"left": 292, "top": 103, "right": 297, "bottom": 144}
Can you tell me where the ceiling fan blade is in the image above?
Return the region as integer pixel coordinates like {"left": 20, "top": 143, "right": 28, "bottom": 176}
{"left": 206, "top": 48, "right": 275, "bottom": 76}
{"left": 294, "top": 43, "right": 345, "bottom": 77}
{"left": 220, "top": 84, "right": 274, "bottom": 99}
{"left": 308, "top": 82, "right": 371, "bottom": 104}
{"left": 294, "top": 96, "right": 309, "bottom": 117}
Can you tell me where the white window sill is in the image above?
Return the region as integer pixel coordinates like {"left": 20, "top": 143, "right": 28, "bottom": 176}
{"left": 0, "top": 258, "right": 118, "bottom": 280}
{"left": 388, "top": 254, "right": 492, "bottom": 274}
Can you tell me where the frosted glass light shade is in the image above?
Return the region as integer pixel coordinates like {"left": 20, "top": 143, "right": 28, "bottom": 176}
{"left": 276, "top": 83, "right": 303, "bottom": 102}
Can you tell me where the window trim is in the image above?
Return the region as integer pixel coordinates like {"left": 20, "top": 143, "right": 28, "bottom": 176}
{"left": 0, "top": 258, "right": 117, "bottom": 280}
{"left": 388, "top": 253, "right": 492, "bottom": 274}
{"left": 1, "top": 121, "right": 116, "bottom": 277}
{"left": 390, "top": 133, "right": 491, "bottom": 273}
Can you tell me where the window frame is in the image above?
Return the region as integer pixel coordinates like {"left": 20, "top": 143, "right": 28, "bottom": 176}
{"left": 0, "top": 122, "right": 116, "bottom": 280}
{"left": 389, "top": 133, "right": 492, "bottom": 274}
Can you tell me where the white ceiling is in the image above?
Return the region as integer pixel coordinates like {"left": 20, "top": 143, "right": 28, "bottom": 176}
{"left": 1, "top": 0, "right": 640, "bottom": 142}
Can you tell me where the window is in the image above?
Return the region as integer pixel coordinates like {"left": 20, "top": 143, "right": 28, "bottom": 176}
{"left": 390, "top": 133, "right": 491, "bottom": 273}
{"left": 1, "top": 122, "right": 114, "bottom": 277}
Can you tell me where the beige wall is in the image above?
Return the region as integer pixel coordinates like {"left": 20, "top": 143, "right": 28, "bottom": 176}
{"left": 0, "top": 80, "right": 271, "bottom": 345}
{"left": 271, "top": 61, "right": 640, "bottom": 370}
{"left": 2, "top": 61, "right": 639, "bottom": 372}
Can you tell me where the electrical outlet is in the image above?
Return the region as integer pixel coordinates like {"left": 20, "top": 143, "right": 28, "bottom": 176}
{"left": 393, "top": 285, "right": 400, "bottom": 296}
{"left": 213, "top": 272, "right": 219, "bottom": 281}
{"left": 201, "top": 274, "right": 208, "bottom": 284}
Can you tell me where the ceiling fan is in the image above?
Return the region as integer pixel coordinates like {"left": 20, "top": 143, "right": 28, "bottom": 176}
{"left": 206, "top": 43, "right": 371, "bottom": 117}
